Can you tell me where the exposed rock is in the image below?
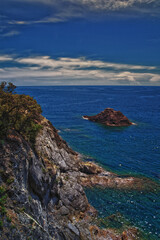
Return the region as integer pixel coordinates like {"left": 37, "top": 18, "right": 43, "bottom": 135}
{"left": 122, "top": 228, "right": 139, "bottom": 240}
{"left": 0, "top": 116, "right": 153, "bottom": 239}
{"left": 83, "top": 108, "right": 132, "bottom": 126}
{"left": 80, "top": 162, "right": 105, "bottom": 175}
{"left": 89, "top": 225, "right": 140, "bottom": 240}
{"left": 79, "top": 162, "right": 156, "bottom": 191}
{"left": 68, "top": 222, "right": 80, "bottom": 236}
{"left": 35, "top": 118, "right": 80, "bottom": 172}
{"left": 59, "top": 206, "right": 69, "bottom": 216}
{"left": 89, "top": 225, "right": 120, "bottom": 240}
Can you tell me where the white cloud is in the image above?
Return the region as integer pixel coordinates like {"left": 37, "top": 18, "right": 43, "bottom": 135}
{"left": 0, "top": 30, "right": 20, "bottom": 37}
{"left": 16, "top": 56, "right": 156, "bottom": 71}
{"left": 0, "top": 66, "right": 159, "bottom": 85}
{"left": 8, "top": 17, "right": 65, "bottom": 25}
{"left": 0, "top": 55, "right": 159, "bottom": 85}
{"left": 4, "top": 0, "right": 159, "bottom": 28}
{"left": 12, "top": 0, "right": 157, "bottom": 11}
{"left": 80, "top": 0, "right": 156, "bottom": 10}
{"left": 0, "top": 55, "right": 14, "bottom": 61}
{"left": 8, "top": 21, "right": 28, "bottom": 25}
{"left": 115, "top": 71, "right": 160, "bottom": 83}
{"left": 150, "top": 75, "right": 160, "bottom": 82}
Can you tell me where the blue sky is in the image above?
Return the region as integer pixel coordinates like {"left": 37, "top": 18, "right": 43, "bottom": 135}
{"left": 0, "top": 0, "right": 160, "bottom": 85}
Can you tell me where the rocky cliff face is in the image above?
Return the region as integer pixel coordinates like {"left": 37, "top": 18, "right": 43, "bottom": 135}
{"left": 0, "top": 117, "right": 90, "bottom": 240}
{"left": 0, "top": 117, "right": 151, "bottom": 239}
{"left": 83, "top": 108, "right": 132, "bottom": 126}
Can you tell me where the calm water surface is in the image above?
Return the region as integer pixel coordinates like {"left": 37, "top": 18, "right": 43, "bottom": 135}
{"left": 17, "top": 86, "right": 160, "bottom": 239}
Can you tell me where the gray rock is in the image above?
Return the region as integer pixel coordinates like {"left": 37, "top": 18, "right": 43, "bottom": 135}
{"left": 67, "top": 222, "right": 80, "bottom": 236}
{"left": 60, "top": 206, "right": 69, "bottom": 216}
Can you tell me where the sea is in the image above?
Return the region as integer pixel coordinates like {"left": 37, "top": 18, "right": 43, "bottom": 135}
{"left": 17, "top": 86, "right": 160, "bottom": 239}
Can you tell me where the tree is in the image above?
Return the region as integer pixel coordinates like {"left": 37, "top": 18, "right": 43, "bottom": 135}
{"left": 0, "top": 82, "right": 42, "bottom": 144}
{"left": 0, "top": 81, "right": 16, "bottom": 93}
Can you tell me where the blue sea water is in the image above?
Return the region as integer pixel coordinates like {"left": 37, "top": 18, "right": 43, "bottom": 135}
{"left": 17, "top": 86, "right": 160, "bottom": 239}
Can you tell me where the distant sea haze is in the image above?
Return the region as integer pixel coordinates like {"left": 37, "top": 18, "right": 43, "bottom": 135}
{"left": 17, "top": 86, "right": 160, "bottom": 239}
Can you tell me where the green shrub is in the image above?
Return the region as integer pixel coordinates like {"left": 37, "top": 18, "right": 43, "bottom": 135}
{"left": 0, "top": 194, "right": 7, "bottom": 206}
{"left": 6, "top": 177, "right": 14, "bottom": 185}
{"left": 10, "top": 223, "right": 16, "bottom": 229}
{"left": 19, "top": 207, "right": 25, "bottom": 213}
{"left": 0, "top": 81, "right": 42, "bottom": 145}
{"left": 6, "top": 215, "right": 12, "bottom": 222}
{"left": 0, "top": 206, "right": 7, "bottom": 215}
{"left": 0, "top": 186, "right": 7, "bottom": 215}
{"left": 28, "top": 195, "right": 32, "bottom": 202}
{"left": 0, "top": 186, "right": 6, "bottom": 195}
{"left": 0, "top": 220, "right": 3, "bottom": 229}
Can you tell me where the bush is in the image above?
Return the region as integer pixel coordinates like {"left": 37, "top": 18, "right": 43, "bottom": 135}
{"left": 0, "top": 220, "right": 3, "bottom": 229}
{"left": 0, "top": 82, "right": 42, "bottom": 144}
{"left": 0, "top": 186, "right": 6, "bottom": 195}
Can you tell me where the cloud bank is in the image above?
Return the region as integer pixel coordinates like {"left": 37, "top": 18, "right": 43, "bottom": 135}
{"left": 0, "top": 55, "right": 159, "bottom": 85}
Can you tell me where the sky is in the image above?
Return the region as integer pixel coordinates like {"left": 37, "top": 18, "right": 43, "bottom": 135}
{"left": 0, "top": 0, "right": 160, "bottom": 86}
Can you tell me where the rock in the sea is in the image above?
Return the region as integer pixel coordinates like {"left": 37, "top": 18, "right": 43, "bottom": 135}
{"left": 83, "top": 108, "right": 132, "bottom": 126}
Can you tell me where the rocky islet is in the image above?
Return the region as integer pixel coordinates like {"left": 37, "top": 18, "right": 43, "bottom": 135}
{"left": 83, "top": 108, "right": 133, "bottom": 127}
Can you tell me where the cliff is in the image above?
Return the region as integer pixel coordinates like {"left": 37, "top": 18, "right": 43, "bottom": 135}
{"left": 83, "top": 108, "right": 132, "bottom": 126}
{"left": 0, "top": 116, "right": 154, "bottom": 239}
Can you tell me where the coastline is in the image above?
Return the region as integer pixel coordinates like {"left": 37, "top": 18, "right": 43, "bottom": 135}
{"left": 1, "top": 115, "right": 158, "bottom": 239}
{"left": 14, "top": 85, "right": 160, "bottom": 239}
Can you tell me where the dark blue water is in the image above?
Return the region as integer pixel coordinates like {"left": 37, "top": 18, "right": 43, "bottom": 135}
{"left": 17, "top": 86, "right": 160, "bottom": 239}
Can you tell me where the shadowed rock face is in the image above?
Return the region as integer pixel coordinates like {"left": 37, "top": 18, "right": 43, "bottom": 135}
{"left": 83, "top": 108, "right": 132, "bottom": 126}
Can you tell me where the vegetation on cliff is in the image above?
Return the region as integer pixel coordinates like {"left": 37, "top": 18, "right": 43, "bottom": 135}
{"left": 0, "top": 82, "right": 42, "bottom": 144}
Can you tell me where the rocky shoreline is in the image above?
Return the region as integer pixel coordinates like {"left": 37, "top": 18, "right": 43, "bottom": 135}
{"left": 0, "top": 116, "right": 156, "bottom": 239}
{"left": 79, "top": 161, "right": 155, "bottom": 191}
